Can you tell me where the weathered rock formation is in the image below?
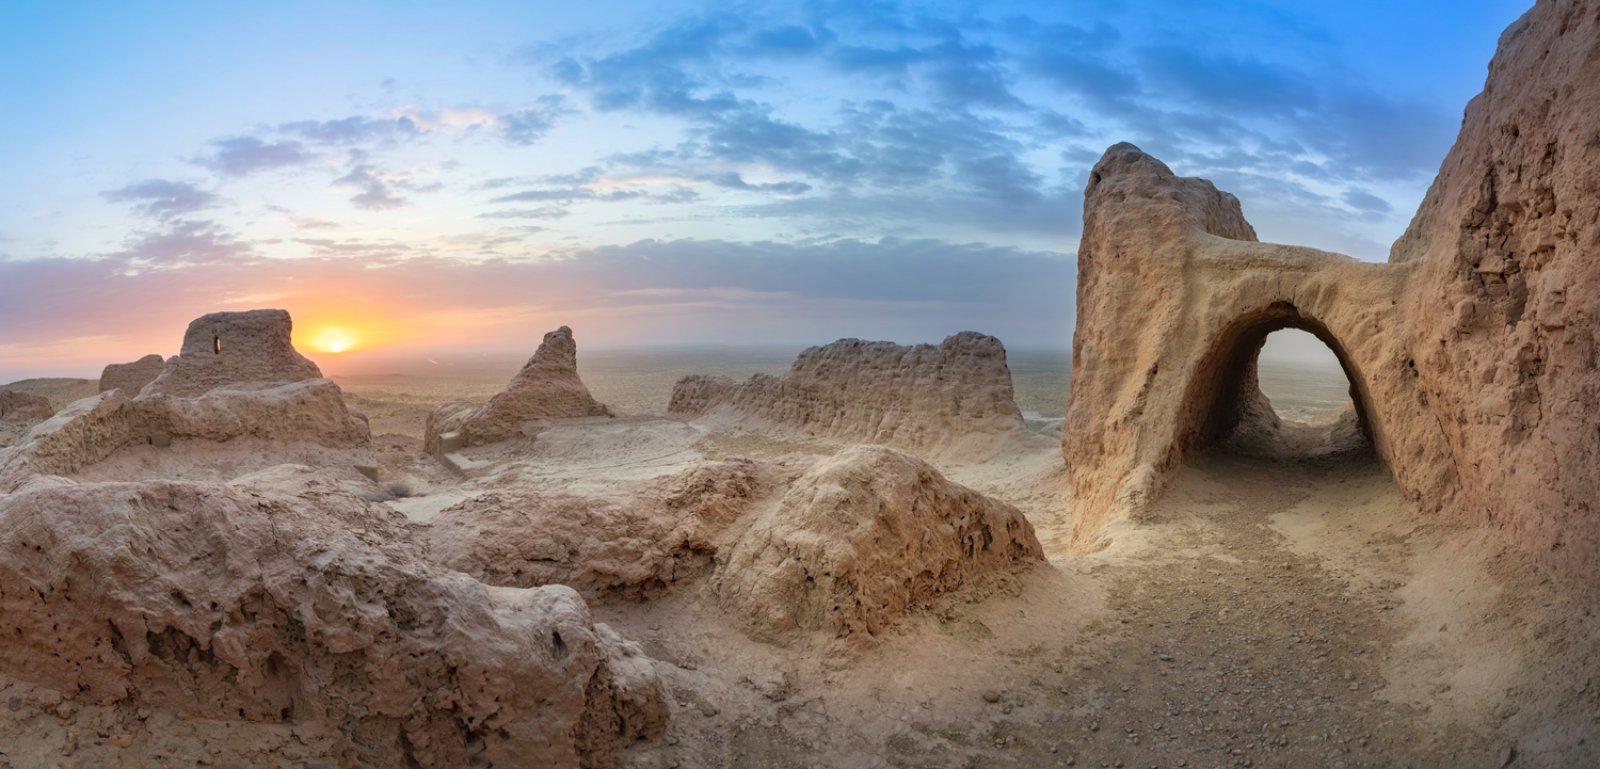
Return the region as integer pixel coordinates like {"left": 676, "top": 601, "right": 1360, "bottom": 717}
{"left": 420, "top": 445, "right": 1043, "bottom": 645}
{"left": 0, "top": 390, "right": 54, "bottom": 423}
{"left": 424, "top": 326, "right": 611, "bottom": 456}
{"left": 715, "top": 446, "right": 1044, "bottom": 644}
{"left": 98, "top": 353, "right": 166, "bottom": 394}
{"left": 0, "top": 468, "right": 667, "bottom": 768}
{"left": 1063, "top": 0, "right": 1600, "bottom": 579}
{"left": 0, "top": 310, "right": 369, "bottom": 489}
{"left": 1062, "top": 141, "right": 1413, "bottom": 546}
{"left": 1384, "top": 0, "right": 1600, "bottom": 578}
{"left": 145, "top": 310, "right": 323, "bottom": 397}
{"left": 419, "top": 459, "right": 768, "bottom": 601}
{"left": 0, "top": 391, "right": 54, "bottom": 448}
{"left": 669, "top": 332, "right": 1025, "bottom": 453}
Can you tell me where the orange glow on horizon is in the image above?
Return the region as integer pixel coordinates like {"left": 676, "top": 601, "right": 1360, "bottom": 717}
{"left": 305, "top": 326, "right": 362, "bottom": 355}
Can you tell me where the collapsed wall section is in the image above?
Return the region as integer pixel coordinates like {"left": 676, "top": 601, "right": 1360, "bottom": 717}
{"left": 669, "top": 332, "right": 1026, "bottom": 454}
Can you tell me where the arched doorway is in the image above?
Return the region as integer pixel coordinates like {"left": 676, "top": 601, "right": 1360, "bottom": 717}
{"left": 1171, "top": 301, "right": 1379, "bottom": 464}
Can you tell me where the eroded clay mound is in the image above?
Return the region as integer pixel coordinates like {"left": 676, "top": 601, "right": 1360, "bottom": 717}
{"left": 0, "top": 391, "right": 54, "bottom": 447}
{"left": 715, "top": 445, "right": 1044, "bottom": 644}
{"left": 425, "top": 326, "right": 612, "bottom": 455}
{"left": 419, "top": 458, "right": 768, "bottom": 601}
{"left": 0, "top": 390, "right": 54, "bottom": 424}
{"left": 0, "top": 310, "right": 370, "bottom": 489}
{"left": 669, "top": 332, "right": 1025, "bottom": 453}
{"left": 0, "top": 468, "right": 666, "bottom": 769}
{"left": 1387, "top": 0, "right": 1600, "bottom": 578}
{"left": 99, "top": 353, "right": 166, "bottom": 394}
{"left": 145, "top": 310, "right": 324, "bottom": 398}
{"left": 1061, "top": 144, "right": 1429, "bottom": 548}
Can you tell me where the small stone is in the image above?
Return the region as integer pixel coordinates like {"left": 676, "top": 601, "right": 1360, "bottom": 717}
{"left": 54, "top": 702, "right": 75, "bottom": 720}
{"left": 982, "top": 690, "right": 1002, "bottom": 704}
{"left": 1500, "top": 745, "right": 1518, "bottom": 767}
{"left": 111, "top": 733, "right": 135, "bottom": 748}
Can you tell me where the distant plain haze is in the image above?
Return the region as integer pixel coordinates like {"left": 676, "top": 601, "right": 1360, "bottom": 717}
{"left": 0, "top": 1, "right": 1529, "bottom": 380}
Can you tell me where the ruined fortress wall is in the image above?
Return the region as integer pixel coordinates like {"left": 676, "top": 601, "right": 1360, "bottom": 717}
{"left": 1064, "top": 0, "right": 1600, "bottom": 581}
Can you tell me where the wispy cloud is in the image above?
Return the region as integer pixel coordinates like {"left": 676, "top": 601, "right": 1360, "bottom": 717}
{"left": 193, "top": 136, "right": 316, "bottom": 176}
{"left": 102, "top": 179, "right": 219, "bottom": 219}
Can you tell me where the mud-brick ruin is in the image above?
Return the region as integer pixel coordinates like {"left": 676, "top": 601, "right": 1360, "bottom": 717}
{"left": 1064, "top": 0, "right": 1600, "bottom": 579}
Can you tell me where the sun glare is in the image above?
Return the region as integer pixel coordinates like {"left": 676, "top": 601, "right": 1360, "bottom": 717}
{"left": 310, "top": 327, "right": 359, "bottom": 354}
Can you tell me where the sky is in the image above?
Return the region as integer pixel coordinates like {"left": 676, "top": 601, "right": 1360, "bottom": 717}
{"left": 0, "top": 0, "right": 1529, "bottom": 379}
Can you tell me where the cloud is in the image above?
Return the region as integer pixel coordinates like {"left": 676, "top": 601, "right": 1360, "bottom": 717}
{"left": 109, "top": 219, "right": 258, "bottom": 268}
{"left": 1138, "top": 45, "right": 1316, "bottom": 114}
{"left": 334, "top": 164, "right": 408, "bottom": 210}
{"left": 1342, "top": 188, "right": 1392, "bottom": 214}
{"left": 193, "top": 136, "right": 315, "bottom": 176}
{"left": 102, "top": 179, "right": 218, "bottom": 219}
{"left": 705, "top": 173, "right": 810, "bottom": 195}
{"left": 501, "top": 95, "right": 568, "bottom": 145}
{"left": 279, "top": 115, "right": 420, "bottom": 145}
{"left": 477, "top": 206, "right": 571, "bottom": 220}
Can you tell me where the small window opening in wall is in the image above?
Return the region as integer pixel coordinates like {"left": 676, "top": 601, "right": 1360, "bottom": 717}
{"left": 213, "top": 336, "right": 221, "bottom": 355}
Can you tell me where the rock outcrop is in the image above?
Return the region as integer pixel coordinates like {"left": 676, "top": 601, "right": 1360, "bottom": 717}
{"left": 0, "top": 391, "right": 54, "bottom": 448}
{"left": 669, "top": 332, "right": 1025, "bottom": 454}
{"left": 425, "top": 326, "right": 611, "bottom": 456}
{"left": 1063, "top": 0, "right": 1600, "bottom": 580}
{"left": 0, "top": 310, "right": 368, "bottom": 489}
{"left": 1061, "top": 145, "right": 1437, "bottom": 549}
{"left": 0, "top": 468, "right": 667, "bottom": 768}
{"left": 1386, "top": 0, "right": 1600, "bottom": 577}
{"left": 715, "top": 446, "right": 1044, "bottom": 644}
{"left": 144, "top": 310, "right": 323, "bottom": 397}
{"left": 0, "top": 390, "right": 53, "bottom": 425}
{"left": 419, "top": 459, "right": 767, "bottom": 601}
{"left": 98, "top": 353, "right": 166, "bottom": 394}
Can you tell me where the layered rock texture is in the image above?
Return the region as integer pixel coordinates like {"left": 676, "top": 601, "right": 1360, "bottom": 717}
{"left": 716, "top": 446, "right": 1044, "bottom": 644}
{"left": 0, "top": 310, "right": 368, "bottom": 488}
{"left": 0, "top": 469, "right": 666, "bottom": 768}
{"left": 669, "top": 332, "right": 1025, "bottom": 453}
{"left": 425, "top": 326, "right": 611, "bottom": 456}
{"left": 1064, "top": 0, "right": 1600, "bottom": 579}
{"left": 98, "top": 353, "right": 166, "bottom": 394}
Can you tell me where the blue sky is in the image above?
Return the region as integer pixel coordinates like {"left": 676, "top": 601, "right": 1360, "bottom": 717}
{"left": 0, "top": 0, "right": 1528, "bottom": 377}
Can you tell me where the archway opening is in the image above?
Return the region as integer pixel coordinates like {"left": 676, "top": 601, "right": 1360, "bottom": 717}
{"left": 1172, "top": 302, "right": 1378, "bottom": 464}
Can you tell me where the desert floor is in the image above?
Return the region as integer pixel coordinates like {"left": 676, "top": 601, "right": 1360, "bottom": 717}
{"left": 0, "top": 377, "right": 1592, "bottom": 769}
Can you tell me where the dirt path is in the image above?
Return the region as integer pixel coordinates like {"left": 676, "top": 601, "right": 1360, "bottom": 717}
{"left": 1003, "top": 455, "right": 1497, "bottom": 769}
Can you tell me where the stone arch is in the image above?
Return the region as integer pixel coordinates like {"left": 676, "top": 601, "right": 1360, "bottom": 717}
{"left": 1169, "top": 301, "right": 1378, "bottom": 463}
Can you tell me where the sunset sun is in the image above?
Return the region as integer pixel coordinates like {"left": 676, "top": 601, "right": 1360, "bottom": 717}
{"left": 310, "top": 327, "right": 359, "bottom": 354}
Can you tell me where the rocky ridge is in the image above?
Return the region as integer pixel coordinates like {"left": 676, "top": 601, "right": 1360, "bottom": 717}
{"left": 670, "top": 332, "right": 1026, "bottom": 456}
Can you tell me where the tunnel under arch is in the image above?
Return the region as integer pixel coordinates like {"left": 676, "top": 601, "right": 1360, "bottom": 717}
{"left": 1170, "top": 301, "right": 1380, "bottom": 464}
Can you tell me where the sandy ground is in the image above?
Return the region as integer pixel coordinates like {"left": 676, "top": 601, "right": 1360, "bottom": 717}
{"left": 0, "top": 381, "right": 1593, "bottom": 768}
{"left": 339, "top": 382, "right": 1595, "bottom": 768}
